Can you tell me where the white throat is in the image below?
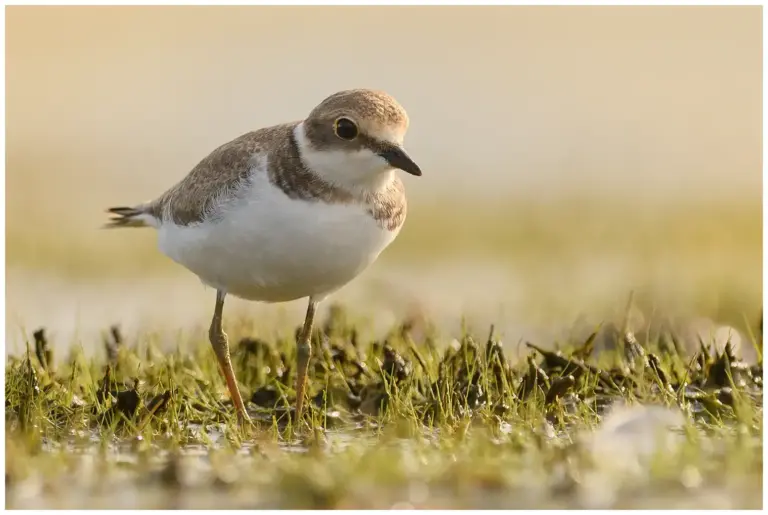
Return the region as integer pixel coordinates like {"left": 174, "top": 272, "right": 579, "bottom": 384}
{"left": 293, "top": 122, "right": 395, "bottom": 195}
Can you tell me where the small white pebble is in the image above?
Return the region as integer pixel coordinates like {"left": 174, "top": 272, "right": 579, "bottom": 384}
{"left": 680, "top": 465, "right": 702, "bottom": 489}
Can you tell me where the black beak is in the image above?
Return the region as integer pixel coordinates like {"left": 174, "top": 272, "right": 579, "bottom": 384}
{"left": 378, "top": 146, "right": 422, "bottom": 176}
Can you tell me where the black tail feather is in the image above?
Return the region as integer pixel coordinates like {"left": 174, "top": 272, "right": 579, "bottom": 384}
{"left": 104, "top": 206, "right": 151, "bottom": 228}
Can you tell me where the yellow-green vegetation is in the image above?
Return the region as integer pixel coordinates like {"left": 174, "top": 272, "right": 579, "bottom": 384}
{"left": 5, "top": 304, "right": 763, "bottom": 509}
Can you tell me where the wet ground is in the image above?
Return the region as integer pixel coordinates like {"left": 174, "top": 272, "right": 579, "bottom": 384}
{"left": 6, "top": 307, "right": 763, "bottom": 509}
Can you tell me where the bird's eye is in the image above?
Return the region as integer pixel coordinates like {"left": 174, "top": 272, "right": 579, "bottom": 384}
{"left": 334, "top": 117, "right": 358, "bottom": 141}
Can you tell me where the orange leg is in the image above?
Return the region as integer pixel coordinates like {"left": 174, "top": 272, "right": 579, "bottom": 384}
{"left": 209, "top": 290, "right": 250, "bottom": 425}
{"left": 294, "top": 299, "right": 317, "bottom": 426}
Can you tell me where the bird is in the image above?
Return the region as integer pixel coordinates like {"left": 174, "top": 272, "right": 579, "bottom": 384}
{"left": 104, "top": 89, "right": 421, "bottom": 426}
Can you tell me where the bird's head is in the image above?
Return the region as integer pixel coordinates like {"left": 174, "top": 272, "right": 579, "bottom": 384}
{"left": 295, "top": 89, "right": 421, "bottom": 193}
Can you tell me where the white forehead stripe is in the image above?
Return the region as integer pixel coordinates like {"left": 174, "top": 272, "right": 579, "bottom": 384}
{"left": 360, "top": 122, "right": 406, "bottom": 146}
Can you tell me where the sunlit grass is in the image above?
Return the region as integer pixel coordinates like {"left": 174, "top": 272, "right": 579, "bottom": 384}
{"left": 5, "top": 305, "right": 763, "bottom": 509}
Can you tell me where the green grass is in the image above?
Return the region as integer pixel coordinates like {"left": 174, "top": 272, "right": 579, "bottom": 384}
{"left": 5, "top": 303, "right": 763, "bottom": 509}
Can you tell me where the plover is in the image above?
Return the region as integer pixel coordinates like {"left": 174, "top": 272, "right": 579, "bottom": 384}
{"left": 105, "top": 89, "right": 421, "bottom": 425}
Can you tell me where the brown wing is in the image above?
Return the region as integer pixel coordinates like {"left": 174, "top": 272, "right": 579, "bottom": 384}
{"left": 148, "top": 124, "right": 295, "bottom": 226}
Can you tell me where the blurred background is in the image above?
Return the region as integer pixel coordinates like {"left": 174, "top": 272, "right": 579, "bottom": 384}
{"left": 5, "top": 6, "right": 762, "bottom": 358}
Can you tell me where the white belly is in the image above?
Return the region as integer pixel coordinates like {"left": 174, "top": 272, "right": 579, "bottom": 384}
{"left": 157, "top": 172, "right": 401, "bottom": 302}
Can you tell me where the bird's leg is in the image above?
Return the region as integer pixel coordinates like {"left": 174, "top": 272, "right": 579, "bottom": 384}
{"left": 209, "top": 290, "right": 250, "bottom": 426}
{"left": 295, "top": 298, "right": 317, "bottom": 426}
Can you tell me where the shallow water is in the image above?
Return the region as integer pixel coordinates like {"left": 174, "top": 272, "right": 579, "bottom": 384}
{"left": 6, "top": 404, "right": 762, "bottom": 509}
